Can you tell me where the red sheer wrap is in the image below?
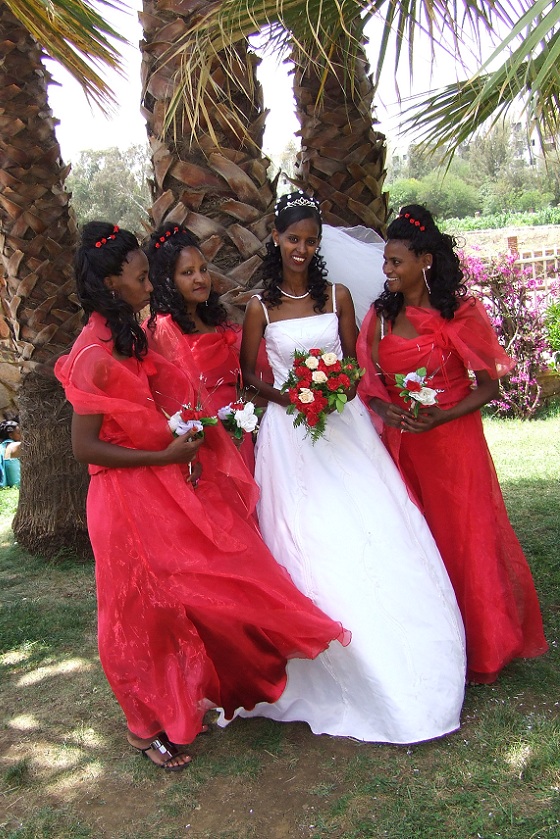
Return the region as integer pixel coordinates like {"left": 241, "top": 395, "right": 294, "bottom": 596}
{"left": 357, "top": 299, "right": 547, "bottom": 683}
{"left": 55, "top": 313, "right": 348, "bottom": 743}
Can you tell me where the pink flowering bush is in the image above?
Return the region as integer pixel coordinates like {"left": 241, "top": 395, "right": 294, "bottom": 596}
{"left": 460, "top": 251, "right": 554, "bottom": 419}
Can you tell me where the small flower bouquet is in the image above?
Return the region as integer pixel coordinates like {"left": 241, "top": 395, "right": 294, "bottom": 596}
{"left": 167, "top": 404, "right": 218, "bottom": 438}
{"left": 394, "top": 367, "right": 440, "bottom": 417}
{"left": 217, "top": 400, "right": 263, "bottom": 440}
{"left": 281, "top": 348, "right": 364, "bottom": 443}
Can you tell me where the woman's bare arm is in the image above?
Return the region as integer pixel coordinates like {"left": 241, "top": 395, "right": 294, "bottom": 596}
{"left": 71, "top": 413, "right": 203, "bottom": 467}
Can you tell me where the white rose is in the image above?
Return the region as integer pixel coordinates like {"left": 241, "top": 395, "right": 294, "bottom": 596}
{"left": 304, "top": 356, "right": 319, "bottom": 370}
{"left": 321, "top": 352, "right": 338, "bottom": 366}
{"left": 312, "top": 370, "right": 328, "bottom": 384}
{"left": 403, "top": 371, "right": 424, "bottom": 387}
{"left": 217, "top": 404, "right": 234, "bottom": 420}
{"left": 235, "top": 403, "right": 258, "bottom": 432}
{"left": 168, "top": 414, "right": 204, "bottom": 436}
{"left": 410, "top": 387, "right": 438, "bottom": 406}
{"left": 298, "top": 388, "right": 315, "bottom": 404}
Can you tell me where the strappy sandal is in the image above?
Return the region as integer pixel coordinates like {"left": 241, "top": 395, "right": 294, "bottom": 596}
{"left": 131, "top": 735, "right": 192, "bottom": 772}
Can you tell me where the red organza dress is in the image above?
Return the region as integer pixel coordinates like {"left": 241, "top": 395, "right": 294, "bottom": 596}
{"left": 357, "top": 299, "right": 547, "bottom": 683}
{"left": 55, "top": 313, "right": 348, "bottom": 745}
{"left": 146, "top": 315, "right": 272, "bottom": 474}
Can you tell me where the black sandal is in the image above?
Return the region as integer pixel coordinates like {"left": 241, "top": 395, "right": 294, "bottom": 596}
{"left": 131, "top": 735, "right": 191, "bottom": 772}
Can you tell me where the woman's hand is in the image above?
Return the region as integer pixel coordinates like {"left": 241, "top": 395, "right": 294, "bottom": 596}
{"left": 187, "top": 459, "right": 203, "bottom": 487}
{"left": 399, "top": 405, "right": 448, "bottom": 434}
{"left": 369, "top": 398, "right": 407, "bottom": 428}
{"left": 161, "top": 433, "right": 204, "bottom": 465}
{"left": 344, "top": 383, "right": 357, "bottom": 403}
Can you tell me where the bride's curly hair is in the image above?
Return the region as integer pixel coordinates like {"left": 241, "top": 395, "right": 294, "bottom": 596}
{"left": 375, "top": 204, "right": 468, "bottom": 321}
{"left": 144, "top": 222, "right": 227, "bottom": 334}
{"left": 260, "top": 192, "right": 329, "bottom": 312}
{"left": 75, "top": 221, "right": 148, "bottom": 360}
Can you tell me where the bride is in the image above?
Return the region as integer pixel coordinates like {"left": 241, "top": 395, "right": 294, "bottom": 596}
{"left": 231, "top": 191, "right": 466, "bottom": 744}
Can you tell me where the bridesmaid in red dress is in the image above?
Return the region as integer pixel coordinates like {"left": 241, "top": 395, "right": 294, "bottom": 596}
{"left": 357, "top": 204, "right": 547, "bottom": 684}
{"left": 55, "top": 222, "right": 347, "bottom": 771}
{"left": 143, "top": 224, "right": 271, "bottom": 473}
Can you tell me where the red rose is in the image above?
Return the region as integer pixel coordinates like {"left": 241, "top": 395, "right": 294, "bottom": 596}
{"left": 338, "top": 374, "right": 350, "bottom": 388}
{"left": 407, "top": 380, "right": 423, "bottom": 393}
{"left": 331, "top": 361, "right": 342, "bottom": 373}
{"left": 309, "top": 348, "right": 322, "bottom": 356}
{"left": 327, "top": 378, "right": 340, "bottom": 391}
{"left": 181, "top": 406, "right": 201, "bottom": 422}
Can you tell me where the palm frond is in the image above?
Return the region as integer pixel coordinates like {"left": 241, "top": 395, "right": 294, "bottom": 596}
{"left": 4, "top": 0, "right": 127, "bottom": 109}
{"left": 158, "top": 0, "right": 516, "bottom": 142}
{"left": 402, "top": 1, "right": 560, "bottom": 155}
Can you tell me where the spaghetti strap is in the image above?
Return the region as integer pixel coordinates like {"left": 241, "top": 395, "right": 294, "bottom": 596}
{"left": 252, "top": 294, "right": 270, "bottom": 325}
{"left": 380, "top": 314, "right": 385, "bottom": 340}
{"left": 332, "top": 284, "right": 337, "bottom": 315}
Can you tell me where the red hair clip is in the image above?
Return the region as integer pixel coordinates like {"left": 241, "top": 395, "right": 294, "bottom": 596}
{"left": 398, "top": 213, "right": 425, "bottom": 232}
{"left": 95, "top": 225, "right": 120, "bottom": 248}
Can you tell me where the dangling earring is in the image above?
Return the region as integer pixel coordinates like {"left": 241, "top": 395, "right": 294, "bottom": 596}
{"left": 110, "top": 290, "right": 117, "bottom": 300}
{"left": 422, "top": 267, "right": 431, "bottom": 293}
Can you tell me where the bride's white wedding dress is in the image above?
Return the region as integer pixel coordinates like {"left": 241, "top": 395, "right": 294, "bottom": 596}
{"left": 232, "top": 289, "right": 466, "bottom": 744}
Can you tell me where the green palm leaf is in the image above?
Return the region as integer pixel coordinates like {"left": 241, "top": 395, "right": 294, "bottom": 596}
{"left": 4, "top": 0, "right": 126, "bottom": 108}
{"left": 402, "top": 0, "right": 560, "bottom": 154}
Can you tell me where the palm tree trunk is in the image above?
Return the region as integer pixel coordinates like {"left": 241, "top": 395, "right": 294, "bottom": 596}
{"left": 0, "top": 4, "right": 90, "bottom": 558}
{"left": 141, "top": 0, "right": 277, "bottom": 300}
{"left": 292, "top": 43, "right": 389, "bottom": 235}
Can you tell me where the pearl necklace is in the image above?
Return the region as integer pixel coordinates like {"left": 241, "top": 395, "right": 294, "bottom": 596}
{"left": 279, "top": 288, "right": 310, "bottom": 300}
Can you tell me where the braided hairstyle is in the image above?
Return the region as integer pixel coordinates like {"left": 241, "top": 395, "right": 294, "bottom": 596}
{"left": 261, "top": 191, "right": 329, "bottom": 312}
{"left": 75, "top": 221, "right": 148, "bottom": 359}
{"left": 375, "top": 204, "right": 467, "bottom": 321}
{"left": 144, "top": 222, "right": 227, "bottom": 334}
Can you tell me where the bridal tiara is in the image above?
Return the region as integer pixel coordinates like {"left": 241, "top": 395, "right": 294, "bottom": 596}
{"left": 275, "top": 192, "right": 321, "bottom": 218}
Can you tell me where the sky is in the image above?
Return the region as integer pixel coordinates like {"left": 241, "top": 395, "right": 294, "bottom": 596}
{"left": 46, "top": 0, "right": 493, "bottom": 163}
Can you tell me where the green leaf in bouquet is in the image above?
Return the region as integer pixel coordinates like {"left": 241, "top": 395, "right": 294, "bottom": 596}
{"left": 335, "top": 393, "right": 348, "bottom": 413}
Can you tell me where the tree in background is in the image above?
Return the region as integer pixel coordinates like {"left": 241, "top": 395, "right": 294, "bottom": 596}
{"left": 66, "top": 144, "right": 151, "bottom": 233}
{"left": 387, "top": 120, "right": 559, "bottom": 220}
{"left": 0, "top": 0, "right": 125, "bottom": 558}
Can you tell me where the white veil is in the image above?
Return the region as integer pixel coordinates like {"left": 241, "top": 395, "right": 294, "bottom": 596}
{"left": 319, "top": 225, "right": 386, "bottom": 327}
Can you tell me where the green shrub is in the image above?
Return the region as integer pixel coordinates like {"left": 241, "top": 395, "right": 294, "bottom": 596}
{"left": 544, "top": 299, "right": 560, "bottom": 367}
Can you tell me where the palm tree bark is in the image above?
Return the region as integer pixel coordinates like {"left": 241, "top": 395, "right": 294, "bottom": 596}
{"left": 293, "top": 43, "right": 389, "bottom": 235}
{"left": 141, "top": 0, "right": 277, "bottom": 303}
{"left": 0, "top": 4, "right": 90, "bottom": 558}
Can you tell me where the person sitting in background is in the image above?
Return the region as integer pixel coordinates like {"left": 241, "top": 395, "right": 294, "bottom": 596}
{"left": 0, "top": 419, "right": 21, "bottom": 488}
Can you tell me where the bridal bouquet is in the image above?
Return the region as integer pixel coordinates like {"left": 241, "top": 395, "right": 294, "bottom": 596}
{"left": 282, "top": 348, "right": 364, "bottom": 443}
{"left": 217, "top": 399, "right": 263, "bottom": 441}
{"left": 394, "top": 367, "right": 441, "bottom": 417}
{"left": 167, "top": 404, "right": 218, "bottom": 438}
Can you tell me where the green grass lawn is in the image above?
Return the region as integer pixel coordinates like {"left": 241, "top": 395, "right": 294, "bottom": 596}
{"left": 1, "top": 417, "right": 559, "bottom": 839}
